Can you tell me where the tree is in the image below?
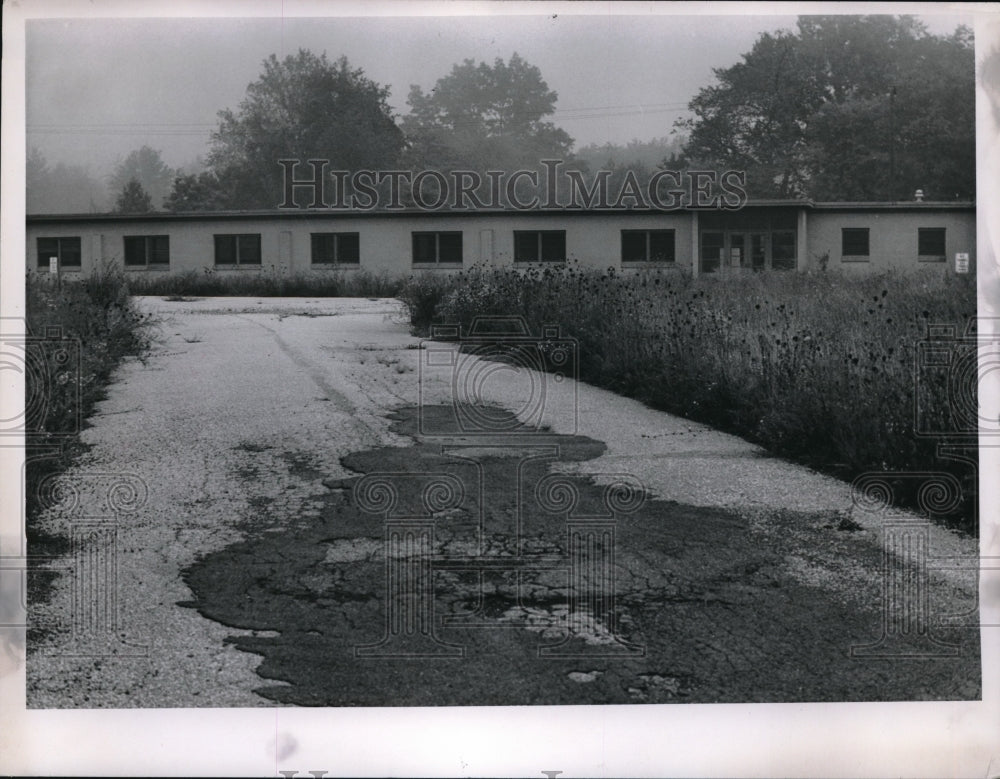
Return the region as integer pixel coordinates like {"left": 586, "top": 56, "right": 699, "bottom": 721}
{"left": 798, "top": 19, "right": 974, "bottom": 200}
{"left": 574, "top": 136, "right": 686, "bottom": 172}
{"left": 572, "top": 136, "right": 689, "bottom": 198}
{"left": 678, "top": 16, "right": 975, "bottom": 201}
{"left": 26, "top": 147, "right": 48, "bottom": 202}
{"left": 115, "top": 178, "right": 154, "bottom": 213}
{"left": 402, "top": 53, "right": 574, "bottom": 172}
{"left": 27, "top": 147, "right": 108, "bottom": 213}
{"left": 206, "top": 49, "right": 404, "bottom": 209}
{"left": 164, "top": 171, "right": 229, "bottom": 212}
{"left": 681, "top": 28, "right": 818, "bottom": 197}
{"left": 109, "top": 146, "right": 176, "bottom": 208}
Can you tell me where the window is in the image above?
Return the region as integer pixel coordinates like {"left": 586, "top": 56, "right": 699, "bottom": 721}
{"left": 124, "top": 235, "right": 170, "bottom": 268}
{"left": 918, "top": 228, "right": 946, "bottom": 261}
{"left": 841, "top": 228, "right": 870, "bottom": 258}
{"left": 514, "top": 230, "right": 566, "bottom": 262}
{"left": 621, "top": 230, "right": 675, "bottom": 263}
{"left": 412, "top": 232, "right": 462, "bottom": 265}
{"left": 37, "top": 237, "right": 81, "bottom": 268}
{"left": 311, "top": 233, "right": 360, "bottom": 265}
{"left": 700, "top": 232, "right": 724, "bottom": 273}
{"left": 771, "top": 231, "right": 796, "bottom": 271}
{"left": 214, "top": 234, "right": 261, "bottom": 265}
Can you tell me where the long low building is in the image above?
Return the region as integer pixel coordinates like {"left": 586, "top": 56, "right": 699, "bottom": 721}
{"left": 26, "top": 200, "right": 976, "bottom": 278}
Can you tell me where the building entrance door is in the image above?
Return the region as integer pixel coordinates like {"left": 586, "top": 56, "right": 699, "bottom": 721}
{"left": 697, "top": 207, "right": 798, "bottom": 274}
{"left": 728, "top": 232, "right": 768, "bottom": 270}
{"left": 749, "top": 232, "right": 767, "bottom": 270}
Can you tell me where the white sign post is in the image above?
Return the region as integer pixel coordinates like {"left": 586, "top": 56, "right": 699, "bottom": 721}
{"left": 48, "top": 255, "right": 61, "bottom": 290}
{"left": 955, "top": 252, "right": 970, "bottom": 274}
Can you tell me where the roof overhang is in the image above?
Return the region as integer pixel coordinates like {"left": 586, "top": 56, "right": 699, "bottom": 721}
{"left": 26, "top": 200, "right": 975, "bottom": 225}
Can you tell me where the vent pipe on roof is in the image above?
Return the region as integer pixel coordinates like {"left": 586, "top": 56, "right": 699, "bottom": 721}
{"left": 914, "top": 189, "right": 925, "bottom": 202}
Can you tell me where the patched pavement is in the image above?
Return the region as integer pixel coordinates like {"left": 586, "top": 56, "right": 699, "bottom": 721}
{"left": 25, "top": 297, "right": 981, "bottom": 707}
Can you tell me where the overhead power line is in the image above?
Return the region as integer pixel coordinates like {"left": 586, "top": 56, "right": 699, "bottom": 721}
{"left": 27, "top": 100, "right": 692, "bottom": 136}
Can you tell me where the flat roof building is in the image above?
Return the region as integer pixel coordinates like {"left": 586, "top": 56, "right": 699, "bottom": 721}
{"left": 26, "top": 200, "right": 976, "bottom": 278}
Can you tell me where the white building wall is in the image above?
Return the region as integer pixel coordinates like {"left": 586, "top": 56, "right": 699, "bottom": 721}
{"left": 805, "top": 209, "right": 976, "bottom": 273}
{"left": 26, "top": 207, "right": 975, "bottom": 278}
{"left": 26, "top": 212, "right": 697, "bottom": 277}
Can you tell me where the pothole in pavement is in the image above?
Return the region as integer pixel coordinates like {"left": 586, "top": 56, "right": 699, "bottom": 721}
{"left": 180, "top": 404, "right": 980, "bottom": 706}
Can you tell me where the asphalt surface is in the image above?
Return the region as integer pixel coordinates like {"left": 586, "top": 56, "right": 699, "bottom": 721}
{"left": 24, "top": 296, "right": 981, "bottom": 707}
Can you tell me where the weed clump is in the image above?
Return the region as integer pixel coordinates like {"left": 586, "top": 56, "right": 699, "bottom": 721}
{"left": 25, "top": 263, "right": 153, "bottom": 523}
{"left": 398, "top": 264, "right": 978, "bottom": 532}
{"left": 125, "top": 266, "right": 402, "bottom": 298}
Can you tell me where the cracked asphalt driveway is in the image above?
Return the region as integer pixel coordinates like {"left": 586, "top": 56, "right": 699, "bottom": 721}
{"left": 26, "top": 296, "right": 981, "bottom": 707}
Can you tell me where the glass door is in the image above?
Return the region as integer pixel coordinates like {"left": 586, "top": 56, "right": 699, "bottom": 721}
{"left": 728, "top": 232, "right": 767, "bottom": 270}
{"left": 701, "top": 231, "right": 724, "bottom": 273}
{"left": 750, "top": 233, "right": 767, "bottom": 270}
{"left": 728, "top": 234, "right": 745, "bottom": 269}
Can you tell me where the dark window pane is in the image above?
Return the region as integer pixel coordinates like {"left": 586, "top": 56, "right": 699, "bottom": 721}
{"left": 311, "top": 234, "right": 336, "bottom": 264}
{"left": 918, "top": 228, "right": 946, "bottom": 257}
{"left": 38, "top": 238, "right": 58, "bottom": 268}
{"left": 59, "top": 238, "right": 81, "bottom": 267}
{"left": 701, "top": 232, "right": 723, "bottom": 273}
{"left": 149, "top": 236, "right": 170, "bottom": 265}
{"left": 337, "top": 233, "right": 360, "bottom": 264}
{"left": 648, "top": 230, "right": 675, "bottom": 262}
{"left": 842, "top": 228, "right": 869, "bottom": 256}
{"left": 540, "top": 231, "right": 565, "bottom": 261}
{"left": 412, "top": 233, "right": 437, "bottom": 263}
{"left": 215, "top": 235, "right": 236, "bottom": 264}
{"left": 38, "top": 237, "right": 82, "bottom": 267}
{"left": 437, "top": 232, "right": 463, "bottom": 263}
{"left": 514, "top": 231, "right": 539, "bottom": 262}
{"left": 238, "top": 234, "right": 261, "bottom": 264}
{"left": 124, "top": 236, "right": 146, "bottom": 266}
{"left": 772, "top": 231, "right": 796, "bottom": 270}
{"left": 621, "top": 231, "right": 647, "bottom": 262}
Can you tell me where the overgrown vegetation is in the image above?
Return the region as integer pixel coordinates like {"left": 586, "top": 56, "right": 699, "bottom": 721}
{"left": 399, "top": 264, "right": 979, "bottom": 533}
{"left": 25, "top": 264, "right": 153, "bottom": 524}
{"left": 125, "top": 267, "right": 403, "bottom": 298}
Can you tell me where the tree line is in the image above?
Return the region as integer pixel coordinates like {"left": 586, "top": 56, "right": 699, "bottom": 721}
{"left": 27, "top": 15, "right": 975, "bottom": 213}
{"left": 679, "top": 15, "right": 974, "bottom": 201}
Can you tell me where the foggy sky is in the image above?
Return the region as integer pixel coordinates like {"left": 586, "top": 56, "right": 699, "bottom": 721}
{"left": 26, "top": 9, "right": 972, "bottom": 177}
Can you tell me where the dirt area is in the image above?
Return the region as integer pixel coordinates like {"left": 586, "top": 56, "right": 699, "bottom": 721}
{"left": 183, "top": 405, "right": 979, "bottom": 705}
{"left": 23, "top": 296, "right": 982, "bottom": 708}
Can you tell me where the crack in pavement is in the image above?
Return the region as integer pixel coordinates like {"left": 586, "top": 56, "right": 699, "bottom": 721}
{"left": 232, "top": 313, "right": 356, "bottom": 414}
{"left": 180, "top": 404, "right": 981, "bottom": 706}
{"left": 26, "top": 297, "right": 982, "bottom": 711}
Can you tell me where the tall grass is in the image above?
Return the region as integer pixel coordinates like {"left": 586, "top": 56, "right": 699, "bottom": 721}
{"left": 399, "top": 263, "right": 978, "bottom": 532}
{"left": 126, "top": 266, "right": 403, "bottom": 297}
{"left": 25, "top": 263, "right": 153, "bottom": 524}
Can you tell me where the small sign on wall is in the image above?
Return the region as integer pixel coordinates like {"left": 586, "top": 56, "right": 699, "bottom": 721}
{"left": 48, "top": 257, "right": 58, "bottom": 274}
{"left": 955, "top": 252, "right": 970, "bottom": 273}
